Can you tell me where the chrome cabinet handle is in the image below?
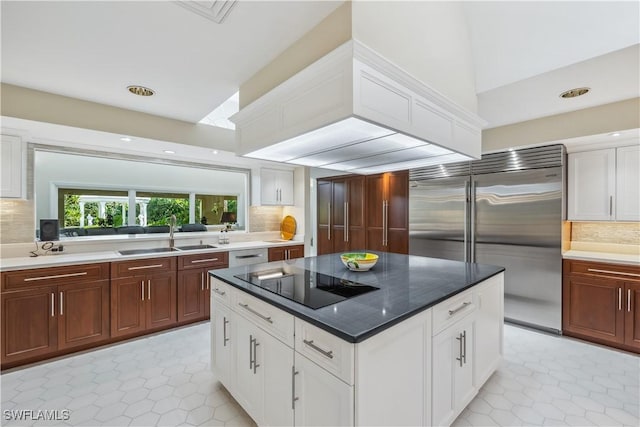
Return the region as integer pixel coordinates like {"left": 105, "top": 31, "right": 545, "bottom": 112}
{"left": 462, "top": 330, "right": 467, "bottom": 365}
{"left": 212, "top": 288, "right": 226, "bottom": 296}
{"left": 609, "top": 195, "right": 613, "bottom": 217}
{"left": 629, "top": 289, "right": 632, "bottom": 312}
{"left": 381, "top": 201, "right": 386, "bottom": 246}
{"left": 191, "top": 258, "right": 219, "bottom": 264}
{"left": 141, "top": 281, "right": 145, "bottom": 301}
{"left": 588, "top": 268, "right": 640, "bottom": 278}
{"left": 470, "top": 180, "right": 477, "bottom": 262}
{"left": 327, "top": 203, "right": 331, "bottom": 240}
{"left": 619, "top": 288, "right": 622, "bottom": 311}
{"left": 201, "top": 272, "right": 204, "bottom": 291}
{"left": 223, "top": 317, "right": 229, "bottom": 346}
{"left": 448, "top": 301, "right": 471, "bottom": 316}
{"left": 128, "top": 264, "right": 163, "bottom": 271}
{"left": 147, "top": 280, "right": 151, "bottom": 301}
{"left": 464, "top": 181, "right": 469, "bottom": 263}
{"left": 238, "top": 303, "right": 273, "bottom": 324}
{"left": 25, "top": 272, "right": 88, "bottom": 282}
{"left": 235, "top": 254, "right": 263, "bottom": 259}
{"left": 253, "top": 338, "right": 260, "bottom": 374}
{"left": 456, "top": 332, "right": 463, "bottom": 367}
{"left": 291, "top": 366, "right": 299, "bottom": 410}
{"left": 51, "top": 293, "right": 55, "bottom": 317}
{"left": 249, "top": 335, "right": 254, "bottom": 370}
{"left": 344, "top": 202, "right": 348, "bottom": 242}
{"left": 303, "top": 339, "right": 333, "bottom": 359}
{"left": 59, "top": 292, "right": 63, "bottom": 316}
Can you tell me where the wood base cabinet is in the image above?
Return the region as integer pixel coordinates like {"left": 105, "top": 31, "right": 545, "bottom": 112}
{"left": 177, "top": 252, "right": 228, "bottom": 323}
{"left": 111, "top": 257, "right": 177, "bottom": 338}
{"left": 268, "top": 244, "right": 304, "bottom": 262}
{"left": 563, "top": 259, "right": 640, "bottom": 353}
{"left": 1, "top": 263, "right": 110, "bottom": 368}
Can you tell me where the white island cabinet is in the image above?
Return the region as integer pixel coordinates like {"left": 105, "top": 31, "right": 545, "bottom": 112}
{"left": 211, "top": 272, "right": 504, "bottom": 426}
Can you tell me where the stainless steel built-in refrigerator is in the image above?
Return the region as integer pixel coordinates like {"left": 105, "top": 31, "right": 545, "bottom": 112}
{"left": 409, "top": 145, "right": 565, "bottom": 333}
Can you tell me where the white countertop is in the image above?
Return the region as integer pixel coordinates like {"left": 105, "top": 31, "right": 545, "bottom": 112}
{"left": 0, "top": 240, "right": 303, "bottom": 272}
{"left": 563, "top": 250, "right": 640, "bottom": 266}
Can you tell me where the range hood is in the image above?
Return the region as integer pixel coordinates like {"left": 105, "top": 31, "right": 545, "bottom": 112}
{"left": 231, "top": 40, "right": 486, "bottom": 174}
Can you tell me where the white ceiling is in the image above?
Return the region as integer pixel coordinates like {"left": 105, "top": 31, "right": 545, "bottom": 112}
{"left": 1, "top": 0, "right": 639, "bottom": 160}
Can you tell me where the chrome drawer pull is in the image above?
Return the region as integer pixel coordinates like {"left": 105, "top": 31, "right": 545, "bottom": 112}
{"left": 587, "top": 268, "right": 640, "bottom": 277}
{"left": 448, "top": 301, "right": 471, "bottom": 316}
{"left": 25, "top": 272, "right": 88, "bottom": 281}
{"left": 128, "top": 264, "right": 163, "bottom": 271}
{"left": 59, "top": 292, "right": 64, "bottom": 316}
{"left": 51, "top": 293, "right": 55, "bottom": 317}
{"left": 303, "top": 339, "right": 334, "bottom": 359}
{"left": 191, "top": 258, "right": 219, "bottom": 264}
{"left": 238, "top": 303, "right": 273, "bottom": 324}
{"left": 212, "top": 288, "right": 226, "bottom": 296}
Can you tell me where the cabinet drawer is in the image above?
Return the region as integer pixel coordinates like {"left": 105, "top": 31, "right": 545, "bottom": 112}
{"left": 211, "top": 278, "right": 234, "bottom": 306}
{"left": 432, "top": 288, "right": 476, "bottom": 335}
{"left": 2, "top": 263, "right": 110, "bottom": 291}
{"left": 235, "top": 290, "right": 294, "bottom": 347}
{"left": 112, "top": 257, "right": 176, "bottom": 278}
{"left": 295, "top": 318, "right": 354, "bottom": 384}
{"left": 564, "top": 259, "right": 640, "bottom": 281}
{"left": 178, "top": 252, "right": 228, "bottom": 270}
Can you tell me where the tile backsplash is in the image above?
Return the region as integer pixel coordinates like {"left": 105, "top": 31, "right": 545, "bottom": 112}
{"left": 0, "top": 199, "right": 35, "bottom": 244}
{"left": 248, "top": 206, "right": 284, "bottom": 232}
{"left": 571, "top": 222, "right": 640, "bottom": 245}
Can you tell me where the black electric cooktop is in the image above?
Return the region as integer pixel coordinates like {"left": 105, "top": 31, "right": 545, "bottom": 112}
{"left": 234, "top": 267, "right": 379, "bottom": 309}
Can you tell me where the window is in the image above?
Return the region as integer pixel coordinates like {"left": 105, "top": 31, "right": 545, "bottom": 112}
{"left": 59, "top": 188, "right": 128, "bottom": 227}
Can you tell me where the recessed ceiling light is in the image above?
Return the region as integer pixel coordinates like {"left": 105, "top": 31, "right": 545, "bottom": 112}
{"left": 559, "top": 87, "right": 590, "bottom": 99}
{"left": 127, "top": 85, "right": 155, "bottom": 97}
{"left": 212, "top": 150, "right": 219, "bottom": 154}
{"left": 609, "top": 132, "right": 621, "bottom": 137}
{"left": 164, "top": 150, "right": 175, "bottom": 154}
{"left": 120, "top": 137, "right": 132, "bottom": 142}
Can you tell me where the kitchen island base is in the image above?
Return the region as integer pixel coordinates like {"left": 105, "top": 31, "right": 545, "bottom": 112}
{"left": 211, "top": 271, "right": 503, "bottom": 426}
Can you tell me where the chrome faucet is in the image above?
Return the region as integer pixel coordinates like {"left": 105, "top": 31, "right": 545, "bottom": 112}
{"left": 169, "top": 215, "right": 177, "bottom": 248}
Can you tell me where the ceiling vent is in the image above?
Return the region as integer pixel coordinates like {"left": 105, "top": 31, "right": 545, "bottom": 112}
{"left": 559, "top": 87, "right": 590, "bottom": 98}
{"left": 174, "top": 1, "right": 237, "bottom": 24}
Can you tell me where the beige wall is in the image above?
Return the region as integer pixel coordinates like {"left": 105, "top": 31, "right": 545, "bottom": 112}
{"left": 1, "top": 83, "right": 236, "bottom": 152}
{"left": 239, "top": 2, "right": 352, "bottom": 108}
{"left": 482, "top": 98, "right": 640, "bottom": 152}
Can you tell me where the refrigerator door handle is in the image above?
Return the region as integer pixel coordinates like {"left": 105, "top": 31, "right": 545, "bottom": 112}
{"left": 464, "top": 180, "right": 469, "bottom": 263}
{"left": 470, "top": 180, "right": 477, "bottom": 263}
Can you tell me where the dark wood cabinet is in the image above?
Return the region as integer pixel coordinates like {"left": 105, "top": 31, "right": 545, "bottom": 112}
{"left": 177, "top": 252, "right": 228, "bottom": 324}
{"left": 268, "top": 244, "right": 305, "bottom": 261}
{"left": 1, "top": 263, "right": 110, "bottom": 367}
{"left": 317, "top": 171, "right": 409, "bottom": 255}
{"left": 366, "top": 171, "right": 409, "bottom": 254}
{"left": 110, "top": 257, "right": 177, "bottom": 338}
{"left": 563, "top": 259, "right": 640, "bottom": 353}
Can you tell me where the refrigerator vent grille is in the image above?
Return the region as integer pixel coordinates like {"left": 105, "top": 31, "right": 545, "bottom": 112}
{"left": 472, "top": 145, "right": 565, "bottom": 175}
{"left": 410, "top": 144, "right": 564, "bottom": 179}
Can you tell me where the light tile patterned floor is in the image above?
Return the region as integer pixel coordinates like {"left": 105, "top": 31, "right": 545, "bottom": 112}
{"left": 1, "top": 322, "right": 638, "bottom": 426}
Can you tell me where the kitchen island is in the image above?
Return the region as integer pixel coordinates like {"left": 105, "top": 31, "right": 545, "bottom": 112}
{"left": 210, "top": 252, "right": 504, "bottom": 426}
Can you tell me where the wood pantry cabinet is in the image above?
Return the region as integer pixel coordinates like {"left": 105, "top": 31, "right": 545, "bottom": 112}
{"left": 563, "top": 259, "right": 640, "bottom": 353}
{"left": 268, "top": 244, "right": 304, "bottom": 261}
{"left": 1, "top": 263, "right": 110, "bottom": 367}
{"left": 317, "top": 171, "right": 408, "bottom": 255}
{"left": 110, "top": 257, "right": 177, "bottom": 338}
{"left": 177, "top": 251, "right": 228, "bottom": 324}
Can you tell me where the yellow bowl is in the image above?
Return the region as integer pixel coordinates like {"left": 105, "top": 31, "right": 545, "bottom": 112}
{"left": 340, "top": 253, "right": 379, "bottom": 271}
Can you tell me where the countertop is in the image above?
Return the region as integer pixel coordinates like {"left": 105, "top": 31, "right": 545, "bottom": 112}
{"left": 210, "top": 252, "right": 504, "bottom": 343}
{"left": 562, "top": 250, "right": 640, "bottom": 266}
{"left": 0, "top": 240, "right": 304, "bottom": 272}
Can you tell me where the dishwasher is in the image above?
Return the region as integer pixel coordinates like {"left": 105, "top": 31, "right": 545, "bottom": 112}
{"left": 228, "top": 247, "right": 269, "bottom": 267}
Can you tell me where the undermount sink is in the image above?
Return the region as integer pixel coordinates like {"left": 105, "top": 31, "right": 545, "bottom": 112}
{"left": 175, "top": 244, "right": 217, "bottom": 251}
{"left": 118, "top": 244, "right": 217, "bottom": 256}
{"left": 118, "top": 247, "right": 181, "bottom": 256}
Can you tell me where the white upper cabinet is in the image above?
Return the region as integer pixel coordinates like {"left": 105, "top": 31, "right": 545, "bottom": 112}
{"left": 616, "top": 145, "right": 640, "bottom": 221}
{"left": 568, "top": 149, "right": 616, "bottom": 221}
{"left": 260, "top": 168, "right": 294, "bottom": 206}
{"left": 568, "top": 145, "right": 639, "bottom": 221}
{"left": 1, "top": 135, "right": 25, "bottom": 199}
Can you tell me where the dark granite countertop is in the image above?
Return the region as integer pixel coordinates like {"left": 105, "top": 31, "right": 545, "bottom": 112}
{"left": 209, "top": 251, "right": 504, "bottom": 343}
